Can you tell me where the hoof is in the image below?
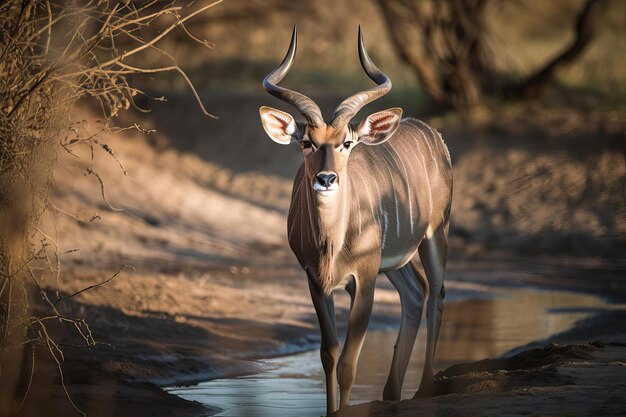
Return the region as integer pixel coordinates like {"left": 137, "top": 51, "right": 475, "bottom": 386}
{"left": 382, "top": 383, "right": 401, "bottom": 402}
{"left": 413, "top": 384, "right": 434, "bottom": 399}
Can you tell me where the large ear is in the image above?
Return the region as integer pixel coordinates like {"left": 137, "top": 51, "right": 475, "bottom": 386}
{"left": 355, "top": 108, "right": 403, "bottom": 145}
{"left": 259, "top": 106, "right": 299, "bottom": 145}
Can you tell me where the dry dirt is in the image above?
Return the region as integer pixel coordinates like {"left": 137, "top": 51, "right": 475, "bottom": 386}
{"left": 13, "top": 93, "right": 626, "bottom": 417}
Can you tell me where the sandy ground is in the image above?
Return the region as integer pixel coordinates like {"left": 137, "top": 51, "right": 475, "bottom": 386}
{"left": 10, "top": 93, "right": 625, "bottom": 417}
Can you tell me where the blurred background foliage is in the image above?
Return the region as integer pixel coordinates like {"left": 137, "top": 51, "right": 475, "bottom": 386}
{"left": 130, "top": 0, "right": 626, "bottom": 114}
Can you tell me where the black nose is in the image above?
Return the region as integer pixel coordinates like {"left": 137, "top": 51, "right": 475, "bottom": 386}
{"left": 315, "top": 172, "right": 337, "bottom": 188}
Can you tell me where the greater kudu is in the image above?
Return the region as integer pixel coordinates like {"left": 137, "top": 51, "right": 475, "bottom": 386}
{"left": 259, "top": 27, "right": 453, "bottom": 414}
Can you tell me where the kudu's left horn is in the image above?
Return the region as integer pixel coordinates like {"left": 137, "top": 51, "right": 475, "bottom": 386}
{"left": 330, "top": 26, "right": 392, "bottom": 128}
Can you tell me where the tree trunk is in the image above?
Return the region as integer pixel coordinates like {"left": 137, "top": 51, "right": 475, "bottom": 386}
{"left": 377, "top": 0, "right": 610, "bottom": 110}
{"left": 376, "top": 0, "right": 449, "bottom": 106}
{"left": 516, "top": 0, "right": 610, "bottom": 99}
{"left": 376, "top": 0, "right": 493, "bottom": 111}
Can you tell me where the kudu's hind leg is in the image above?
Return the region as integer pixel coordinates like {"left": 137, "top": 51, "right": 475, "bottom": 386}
{"left": 415, "top": 226, "right": 448, "bottom": 398}
{"left": 382, "top": 262, "right": 426, "bottom": 400}
{"left": 337, "top": 276, "right": 376, "bottom": 408}
{"left": 307, "top": 271, "right": 340, "bottom": 414}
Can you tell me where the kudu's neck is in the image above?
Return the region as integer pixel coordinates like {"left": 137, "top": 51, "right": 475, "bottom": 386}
{"left": 305, "top": 177, "right": 351, "bottom": 291}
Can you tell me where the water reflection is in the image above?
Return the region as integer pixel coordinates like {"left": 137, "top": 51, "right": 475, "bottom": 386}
{"left": 167, "top": 287, "right": 611, "bottom": 417}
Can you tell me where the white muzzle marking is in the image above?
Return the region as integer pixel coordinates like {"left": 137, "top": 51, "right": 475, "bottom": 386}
{"left": 313, "top": 182, "right": 339, "bottom": 196}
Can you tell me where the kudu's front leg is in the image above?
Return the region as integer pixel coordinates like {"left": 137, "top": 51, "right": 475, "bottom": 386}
{"left": 307, "top": 270, "right": 339, "bottom": 415}
{"left": 338, "top": 276, "right": 375, "bottom": 408}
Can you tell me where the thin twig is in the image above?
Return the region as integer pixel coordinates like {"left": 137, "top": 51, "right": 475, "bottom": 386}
{"left": 85, "top": 167, "right": 124, "bottom": 212}
{"left": 14, "top": 344, "right": 36, "bottom": 414}
{"left": 53, "top": 264, "right": 134, "bottom": 307}
{"left": 96, "top": 0, "right": 223, "bottom": 69}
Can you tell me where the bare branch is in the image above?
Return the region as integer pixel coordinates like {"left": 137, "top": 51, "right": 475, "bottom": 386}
{"left": 85, "top": 167, "right": 124, "bottom": 212}
{"left": 96, "top": 0, "right": 223, "bottom": 69}
{"left": 54, "top": 264, "right": 134, "bottom": 307}
{"left": 14, "top": 345, "right": 35, "bottom": 414}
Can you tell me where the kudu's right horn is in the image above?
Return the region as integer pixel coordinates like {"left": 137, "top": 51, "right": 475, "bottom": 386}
{"left": 263, "top": 26, "right": 325, "bottom": 128}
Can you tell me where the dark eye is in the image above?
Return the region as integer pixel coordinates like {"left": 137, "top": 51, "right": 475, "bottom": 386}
{"left": 302, "top": 140, "right": 313, "bottom": 149}
{"left": 343, "top": 141, "right": 353, "bottom": 149}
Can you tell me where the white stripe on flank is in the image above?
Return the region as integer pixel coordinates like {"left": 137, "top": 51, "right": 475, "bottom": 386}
{"left": 380, "top": 148, "right": 401, "bottom": 237}
{"left": 397, "top": 139, "right": 417, "bottom": 179}
{"left": 426, "top": 123, "right": 444, "bottom": 171}
{"left": 408, "top": 129, "right": 433, "bottom": 216}
{"left": 369, "top": 158, "right": 385, "bottom": 225}
{"left": 382, "top": 211, "right": 389, "bottom": 249}
{"left": 419, "top": 146, "right": 433, "bottom": 217}
{"left": 389, "top": 144, "right": 414, "bottom": 234}
{"left": 354, "top": 169, "right": 376, "bottom": 223}
{"left": 417, "top": 123, "right": 438, "bottom": 172}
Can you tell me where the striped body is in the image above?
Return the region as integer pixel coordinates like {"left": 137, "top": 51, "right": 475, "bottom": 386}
{"left": 288, "top": 118, "right": 452, "bottom": 293}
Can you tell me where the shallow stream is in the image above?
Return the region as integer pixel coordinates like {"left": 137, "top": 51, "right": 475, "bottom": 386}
{"left": 167, "top": 286, "right": 612, "bottom": 417}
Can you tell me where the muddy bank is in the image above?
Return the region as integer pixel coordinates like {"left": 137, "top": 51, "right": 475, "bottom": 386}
{"left": 333, "top": 341, "right": 626, "bottom": 417}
